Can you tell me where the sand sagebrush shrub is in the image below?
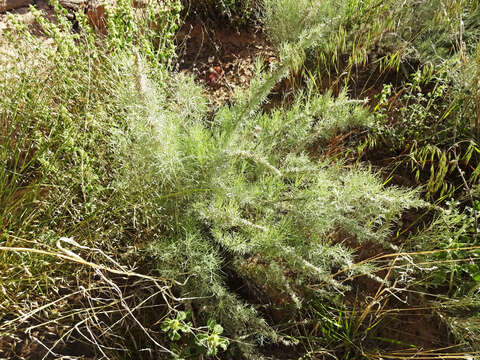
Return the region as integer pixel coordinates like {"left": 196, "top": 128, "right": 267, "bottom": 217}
{"left": 111, "top": 61, "right": 425, "bottom": 356}
{"left": 392, "top": 0, "right": 479, "bottom": 65}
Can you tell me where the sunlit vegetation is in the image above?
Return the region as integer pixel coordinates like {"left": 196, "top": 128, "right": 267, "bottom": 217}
{"left": 0, "top": 0, "right": 479, "bottom": 358}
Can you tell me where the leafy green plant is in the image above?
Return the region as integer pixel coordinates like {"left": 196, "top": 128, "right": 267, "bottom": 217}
{"left": 196, "top": 319, "right": 230, "bottom": 356}
{"left": 393, "top": 200, "right": 480, "bottom": 351}
{"left": 160, "top": 313, "right": 229, "bottom": 358}
{"left": 162, "top": 311, "right": 193, "bottom": 341}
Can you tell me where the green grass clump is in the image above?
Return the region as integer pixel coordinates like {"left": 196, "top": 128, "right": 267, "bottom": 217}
{"left": 262, "top": 0, "right": 479, "bottom": 88}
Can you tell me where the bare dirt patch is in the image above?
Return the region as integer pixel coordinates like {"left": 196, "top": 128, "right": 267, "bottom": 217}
{"left": 175, "top": 19, "right": 278, "bottom": 108}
